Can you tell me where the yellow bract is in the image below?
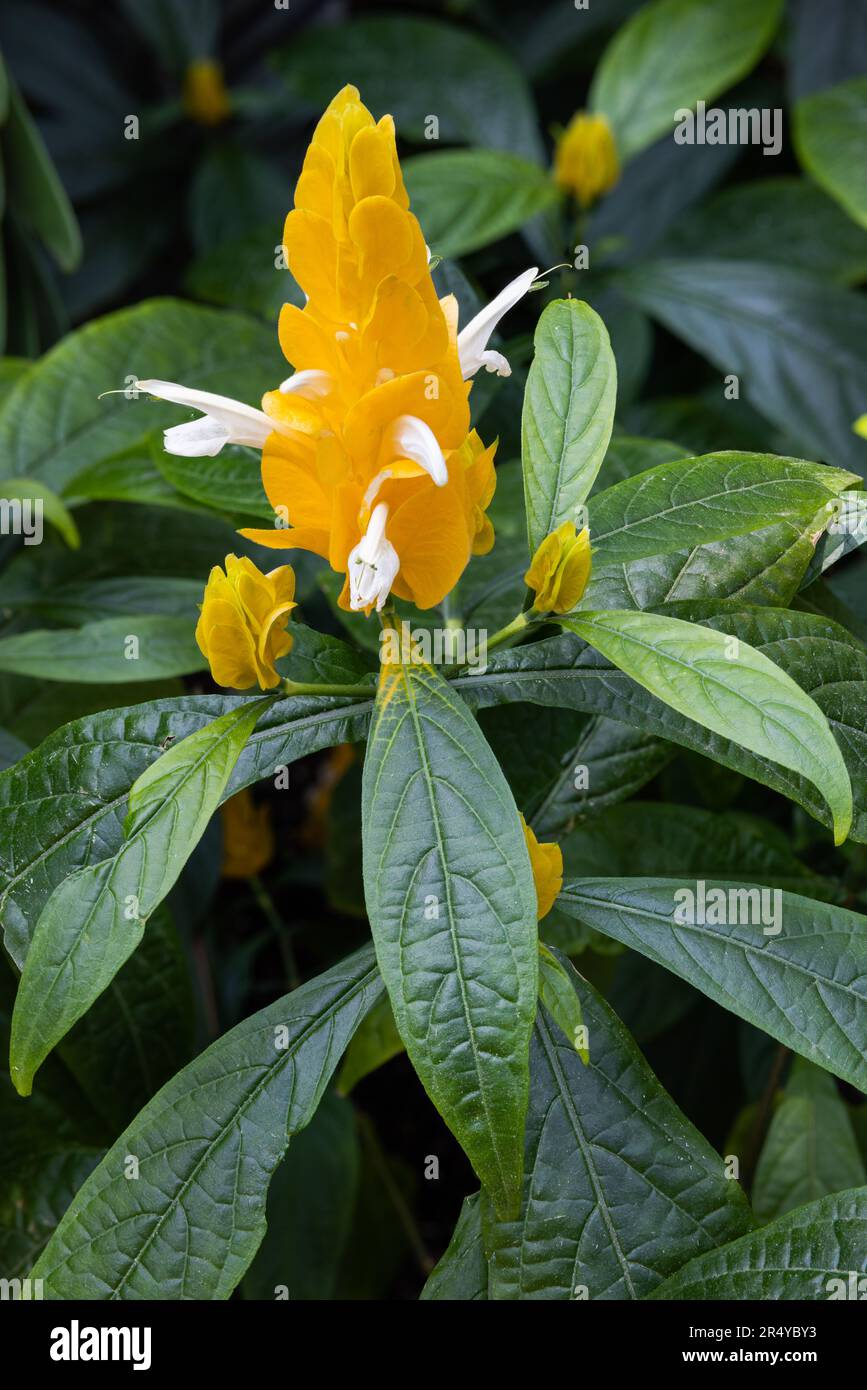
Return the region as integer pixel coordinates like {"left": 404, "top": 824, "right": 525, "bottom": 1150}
{"left": 520, "top": 815, "right": 563, "bottom": 922}
{"left": 525, "top": 521, "right": 592, "bottom": 613}
{"left": 220, "top": 789, "right": 274, "bottom": 879}
{"left": 196, "top": 554, "right": 296, "bottom": 690}
{"left": 554, "top": 112, "right": 619, "bottom": 208}
{"left": 240, "top": 85, "right": 497, "bottom": 611}
{"left": 183, "top": 59, "right": 232, "bottom": 127}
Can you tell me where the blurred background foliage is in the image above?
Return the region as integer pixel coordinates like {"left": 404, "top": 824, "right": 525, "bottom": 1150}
{"left": 2, "top": 0, "right": 867, "bottom": 1298}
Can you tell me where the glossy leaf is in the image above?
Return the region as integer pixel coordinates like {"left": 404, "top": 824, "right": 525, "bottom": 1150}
{"left": 362, "top": 660, "right": 538, "bottom": 1219}
{"left": 421, "top": 1194, "right": 487, "bottom": 1301}
{"left": 403, "top": 151, "right": 558, "bottom": 260}
{"left": 795, "top": 77, "right": 867, "bottom": 231}
{"left": 0, "top": 616, "right": 205, "bottom": 682}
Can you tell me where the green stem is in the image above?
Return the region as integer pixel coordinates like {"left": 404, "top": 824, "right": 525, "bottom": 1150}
{"left": 250, "top": 873, "right": 300, "bottom": 990}
{"left": 281, "top": 678, "right": 373, "bottom": 699}
{"left": 485, "top": 609, "right": 535, "bottom": 655}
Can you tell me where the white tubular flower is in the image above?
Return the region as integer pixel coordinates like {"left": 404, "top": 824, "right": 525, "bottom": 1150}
{"left": 348, "top": 503, "right": 400, "bottom": 612}
{"left": 279, "top": 369, "right": 334, "bottom": 398}
{"left": 387, "top": 415, "right": 448, "bottom": 486}
{"left": 137, "top": 379, "right": 273, "bottom": 457}
{"left": 457, "top": 266, "right": 539, "bottom": 379}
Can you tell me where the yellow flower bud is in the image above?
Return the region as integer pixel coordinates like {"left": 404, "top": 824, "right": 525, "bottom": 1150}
{"left": 554, "top": 111, "right": 620, "bottom": 208}
{"left": 520, "top": 815, "right": 563, "bottom": 922}
{"left": 220, "top": 789, "right": 274, "bottom": 879}
{"left": 196, "top": 554, "right": 296, "bottom": 690}
{"left": 524, "top": 522, "right": 592, "bottom": 614}
{"left": 183, "top": 58, "right": 232, "bottom": 127}
{"left": 854, "top": 414, "right": 867, "bottom": 439}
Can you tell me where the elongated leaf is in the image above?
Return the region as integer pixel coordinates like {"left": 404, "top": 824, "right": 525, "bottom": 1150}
{"left": 537, "top": 944, "right": 587, "bottom": 1060}
{"left": 273, "top": 17, "right": 542, "bottom": 161}
{"left": 0, "top": 299, "right": 277, "bottom": 492}
{"left": 0, "top": 616, "right": 205, "bottom": 682}
{"left": 457, "top": 607, "right": 867, "bottom": 842}
{"left": 32, "top": 945, "right": 383, "bottom": 1299}
{"left": 1, "top": 77, "right": 81, "bottom": 271}
{"left": 795, "top": 77, "right": 867, "bottom": 231}
{"left": 483, "top": 964, "right": 752, "bottom": 1299}
{"left": 618, "top": 259, "right": 867, "bottom": 478}
{"left": 663, "top": 177, "right": 867, "bottom": 284}
{"left": 649, "top": 1188, "right": 867, "bottom": 1299}
{"left": 362, "top": 660, "right": 538, "bottom": 1218}
{"left": 530, "top": 718, "right": 673, "bottom": 836}
{"left": 155, "top": 441, "right": 273, "bottom": 520}
{"left": 5, "top": 576, "right": 203, "bottom": 626}
{"left": 523, "top": 299, "right": 617, "bottom": 554}
{"left": 753, "top": 1059, "right": 866, "bottom": 1221}
{"left": 0, "top": 631, "right": 375, "bottom": 966}
{"left": 421, "top": 1194, "right": 487, "bottom": 1301}
{"left": 588, "top": 452, "right": 855, "bottom": 566}
{"left": 589, "top": 0, "right": 783, "bottom": 160}
{"left": 10, "top": 699, "right": 270, "bottom": 1094}
{"left": 337, "top": 993, "right": 404, "bottom": 1096}
{"left": 557, "top": 879, "right": 867, "bottom": 1092}
{"left": 403, "top": 151, "right": 558, "bottom": 259}
{"left": 563, "top": 610, "right": 852, "bottom": 842}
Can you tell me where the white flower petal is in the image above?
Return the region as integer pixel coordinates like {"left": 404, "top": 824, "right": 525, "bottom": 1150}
{"left": 387, "top": 414, "right": 448, "bottom": 487}
{"left": 279, "top": 369, "right": 334, "bottom": 399}
{"left": 348, "top": 503, "right": 400, "bottom": 612}
{"left": 137, "top": 378, "right": 273, "bottom": 456}
{"left": 456, "top": 266, "right": 538, "bottom": 380}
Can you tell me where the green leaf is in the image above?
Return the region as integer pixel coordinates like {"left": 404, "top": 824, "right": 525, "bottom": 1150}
{"left": 563, "top": 610, "right": 852, "bottom": 843}
{"left": 0, "top": 629, "right": 373, "bottom": 964}
{"left": 587, "top": 452, "right": 855, "bottom": 566}
{"left": 522, "top": 299, "right": 617, "bottom": 555}
{"left": 557, "top": 880, "right": 867, "bottom": 1092}
{"left": 1, "top": 77, "right": 81, "bottom": 271}
{"left": 336, "top": 992, "right": 404, "bottom": 1096}
{"left": 242, "top": 1091, "right": 360, "bottom": 1301}
{"left": 537, "top": 943, "right": 588, "bottom": 1061}
{"left": 4, "top": 576, "right": 203, "bottom": 626}
{"left": 589, "top": 0, "right": 783, "bottom": 161}
{"left": 752, "top": 1059, "right": 866, "bottom": 1222}
{"left": 273, "top": 17, "right": 542, "bottom": 161}
{"left": 649, "top": 1188, "right": 867, "bottom": 1299}
{"left": 185, "top": 225, "right": 304, "bottom": 321}
{"left": 0, "top": 477, "right": 79, "bottom": 548}
{"left": 617, "top": 259, "right": 867, "bottom": 479}
{"left": 795, "top": 77, "right": 867, "bottom": 231}
{"left": 361, "top": 660, "right": 538, "bottom": 1219}
{"left": 0, "top": 616, "right": 205, "bottom": 682}
{"left": 10, "top": 699, "right": 270, "bottom": 1095}
{"left": 482, "top": 964, "right": 752, "bottom": 1299}
{"left": 421, "top": 1194, "right": 487, "bottom": 1301}
{"left": 662, "top": 177, "right": 867, "bottom": 284}
{"left": 31, "top": 945, "right": 383, "bottom": 1299}
{"left": 530, "top": 718, "right": 673, "bottom": 837}
{"left": 0, "top": 300, "right": 278, "bottom": 493}
{"left": 403, "top": 151, "right": 558, "bottom": 260}
{"left": 595, "top": 435, "right": 688, "bottom": 491}
{"left": 457, "top": 607, "right": 867, "bottom": 844}
{"left": 154, "top": 440, "right": 274, "bottom": 520}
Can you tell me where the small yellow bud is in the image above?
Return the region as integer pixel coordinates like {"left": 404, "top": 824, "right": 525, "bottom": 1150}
{"left": 520, "top": 815, "right": 563, "bottom": 922}
{"left": 220, "top": 789, "right": 274, "bottom": 879}
{"left": 524, "top": 522, "right": 592, "bottom": 614}
{"left": 554, "top": 111, "right": 620, "bottom": 208}
{"left": 196, "top": 554, "right": 296, "bottom": 690}
{"left": 854, "top": 414, "right": 867, "bottom": 439}
{"left": 183, "top": 58, "right": 232, "bottom": 127}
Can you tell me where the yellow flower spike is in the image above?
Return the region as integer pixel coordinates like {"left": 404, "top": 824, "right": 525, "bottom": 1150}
{"left": 520, "top": 816, "right": 563, "bottom": 922}
{"left": 220, "top": 789, "right": 275, "bottom": 880}
{"left": 524, "top": 521, "right": 592, "bottom": 613}
{"left": 195, "top": 555, "right": 296, "bottom": 690}
{"left": 554, "top": 111, "right": 620, "bottom": 208}
{"left": 183, "top": 59, "right": 232, "bottom": 127}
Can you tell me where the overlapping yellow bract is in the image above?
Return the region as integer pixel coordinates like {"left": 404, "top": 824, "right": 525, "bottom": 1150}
{"left": 240, "top": 85, "right": 497, "bottom": 611}
{"left": 525, "top": 521, "right": 592, "bottom": 613}
{"left": 520, "top": 816, "right": 563, "bottom": 921}
{"left": 196, "top": 554, "right": 296, "bottom": 690}
{"left": 554, "top": 111, "right": 620, "bottom": 208}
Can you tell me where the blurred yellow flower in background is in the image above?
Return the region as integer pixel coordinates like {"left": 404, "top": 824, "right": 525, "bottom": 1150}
{"left": 525, "top": 521, "right": 592, "bottom": 613}
{"left": 220, "top": 789, "right": 275, "bottom": 879}
{"left": 520, "top": 816, "right": 563, "bottom": 921}
{"left": 183, "top": 59, "right": 232, "bottom": 127}
{"left": 554, "top": 111, "right": 619, "bottom": 207}
{"left": 195, "top": 554, "right": 296, "bottom": 690}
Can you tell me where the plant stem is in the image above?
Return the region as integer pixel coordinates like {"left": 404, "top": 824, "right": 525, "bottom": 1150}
{"left": 485, "top": 609, "right": 534, "bottom": 655}
{"left": 281, "top": 678, "right": 374, "bottom": 699}
{"left": 250, "top": 872, "right": 300, "bottom": 990}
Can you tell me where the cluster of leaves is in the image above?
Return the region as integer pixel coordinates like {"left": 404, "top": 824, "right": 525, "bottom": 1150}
{"left": 2, "top": 0, "right": 867, "bottom": 1301}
